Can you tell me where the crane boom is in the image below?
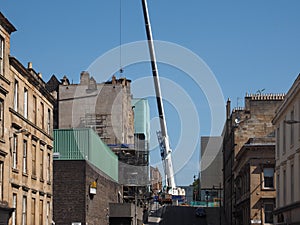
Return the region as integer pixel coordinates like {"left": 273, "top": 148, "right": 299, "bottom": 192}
{"left": 141, "top": 0, "right": 176, "bottom": 190}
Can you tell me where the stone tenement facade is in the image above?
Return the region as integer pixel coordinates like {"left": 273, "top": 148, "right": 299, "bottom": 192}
{"left": 55, "top": 73, "right": 134, "bottom": 146}
{"left": 234, "top": 137, "right": 276, "bottom": 225}
{"left": 222, "top": 93, "right": 284, "bottom": 225}
{"left": 0, "top": 12, "right": 55, "bottom": 225}
{"left": 273, "top": 74, "right": 300, "bottom": 224}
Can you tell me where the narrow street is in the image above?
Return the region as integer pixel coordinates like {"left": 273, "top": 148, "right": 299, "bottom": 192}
{"left": 147, "top": 205, "right": 227, "bottom": 225}
{"left": 151, "top": 206, "right": 207, "bottom": 225}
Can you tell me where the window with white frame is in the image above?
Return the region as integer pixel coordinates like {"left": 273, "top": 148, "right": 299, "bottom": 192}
{"left": 47, "top": 153, "right": 50, "bottom": 183}
{"left": 264, "top": 203, "right": 274, "bottom": 224}
{"left": 40, "top": 102, "right": 44, "bottom": 129}
{"left": 24, "top": 88, "right": 28, "bottom": 119}
{"left": 0, "top": 36, "right": 4, "bottom": 75}
{"left": 47, "top": 108, "right": 51, "bottom": 134}
{"left": 33, "top": 95, "right": 37, "bottom": 124}
{"left": 22, "top": 196, "right": 27, "bottom": 225}
{"left": 12, "top": 193, "right": 17, "bottom": 225}
{"left": 14, "top": 80, "right": 18, "bottom": 112}
{"left": 263, "top": 168, "right": 274, "bottom": 188}
{"left": 13, "top": 134, "right": 18, "bottom": 169}
{"left": 32, "top": 142, "right": 36, "bottom": 176}
{"left": 40, "top": 145, "right": 44, "bottom": 180}
{"left": 23, "top": 140, "right": 27, "bottom": 174}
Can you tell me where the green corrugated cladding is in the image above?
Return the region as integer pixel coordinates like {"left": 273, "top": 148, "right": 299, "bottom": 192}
{"left": 54, "top": 128, "right": 118, "bottom": 182}
{"left": 132, "top": 98, "right": 150, "bottom": 141}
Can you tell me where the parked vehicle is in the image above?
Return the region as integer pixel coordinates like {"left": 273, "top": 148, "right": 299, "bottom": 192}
{"left": 195, "top": 207, "right": 206, "bottom": 217}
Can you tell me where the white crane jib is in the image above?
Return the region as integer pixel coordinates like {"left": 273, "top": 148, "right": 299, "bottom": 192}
{"left": 141, "top": 0, "right": 177, "bottom": 194}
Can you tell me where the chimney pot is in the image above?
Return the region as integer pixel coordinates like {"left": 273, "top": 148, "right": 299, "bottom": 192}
{"left": 28, "top": 62, "right": 32, "bottom": 69}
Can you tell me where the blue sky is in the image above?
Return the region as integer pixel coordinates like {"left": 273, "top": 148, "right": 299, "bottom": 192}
{"left": 2, "top": 1, "right": 300, "bottom": 185}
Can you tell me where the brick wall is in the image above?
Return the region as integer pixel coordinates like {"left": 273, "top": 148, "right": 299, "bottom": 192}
{"left": 53, "top": 160, "right": 122, "bottom": 225}
{"left": 53, "top": 160, "right": 86, "bottom": 225}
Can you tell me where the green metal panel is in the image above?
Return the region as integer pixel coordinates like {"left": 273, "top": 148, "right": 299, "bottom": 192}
{"left": 54, "top": 128, "right": 118, "bottom": 181}
{"left": 132, "top": 98, "right": 150, "bottom": 141}
{"left": 88, "top": 129, "right": 118, "bottom": 181}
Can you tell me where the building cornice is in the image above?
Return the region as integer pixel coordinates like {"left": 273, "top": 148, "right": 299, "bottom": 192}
{"left": 9, "top": 56, "right": 55, "bottom": 105}
{"left": 9, "top": 107, "right": 53, "bottom": 141}
{"left": 0, "top": 12, "right": 17, "bottom": 34}
{"left": 273, "top": 74, "right": 300, "bottom": 124}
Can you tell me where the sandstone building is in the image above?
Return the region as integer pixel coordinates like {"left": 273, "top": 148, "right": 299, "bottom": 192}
{"left": 48, "top": 74, "right": 151, "bottom": 224}
{"left": 0, "top": 12, "right": 55, "bottom": 225}
{"left": 222, "top": 93, "right": 284, "bottom": 225}
{"left": 273, "top": 74, "right": 300, "bottom": 224}
{"left": 234, "top": 137, "right": 275, "bottom": 225}
{"left": 55, "top": 73, "right": 134, "bottom": 146}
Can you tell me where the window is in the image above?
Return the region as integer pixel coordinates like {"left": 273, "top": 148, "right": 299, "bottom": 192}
{"left": 23, "top": 140, "right": 27, "bottom": 174}
{"left": 46, "top": 202, "right": 50, "bottom": 225}
{"left": 31, "top": 198, "right": 36, "bottom": 225}
{"left": 13, "top": 134, "right": 18, "bottom": 169}
{"left": 283, "top": 170, "right": 286, "bottom": 205}
{"left": 263, "top": 168, "right": 274, "bottom": 188}
{"left": 0, "top": 99, "right": 4, "bottom": 138}
{"left": 40, "top": 102, "right": 44, "bottom": 129}
{"left": 33, "top": 95, "right": 37, "bottom": 124}
{"left": 47, "top": 108, "right": 51, "bottom": 134}
{"left": 32, "top": 143, "right": 36, "bottom": 176}
{"left": 276, "top": 173, "right": 280, "bottom": 207}
{"left": 24, "top": 88, "right": 28, "bottom": 119}
{"left": 276, "top": 127, "right": 280, "bottom": 158}
{"left": 291, "top": 109, "right": 294, "bottom": 145}
{"left": 0, "top": 161, "right": 3, "bottom": 200}
{"left": 47, "top": 153, "right": 51, "bottom": 183}
{"left": 40, "top": 146, "right": 44, "bottom": 180}
{"left": 283, "top": 118, "right": 286, "bottom": 154}
{"left": 39, "top": 200, "right": 43, "bottom": 225}
{"left": 14, "top": 80, "right": 18, "bottom": 112}
{"left": 291, "top": 164, "right": 294, "bottom": 201}
{"left": 12, "top": 194, "right": 17, "bottom": 225}
{"left": 0, "top": 36, "right": 4, "bottom": 75}
{"left": 264, "top": 203, "right": 274, "bottom": 224}
{"left": 299, "top": 101, "right": 300, "bottom": 140}
{"left": 22, "top": 196, "right": 27, "bottom": 225}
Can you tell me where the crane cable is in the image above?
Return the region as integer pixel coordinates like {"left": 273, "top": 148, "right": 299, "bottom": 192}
{"left": 119, "top": 0, "right": 124, "bottom": 74}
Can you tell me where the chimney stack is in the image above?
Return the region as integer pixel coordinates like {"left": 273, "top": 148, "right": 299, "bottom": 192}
{"left": 80, "top": 71, "right": 90, "bottom": 85}
{"left": 28, "top": 62, "right": 32, "bottom": 70}
{"left": 226, "top": 98, "right": 231, "bottom": 120}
